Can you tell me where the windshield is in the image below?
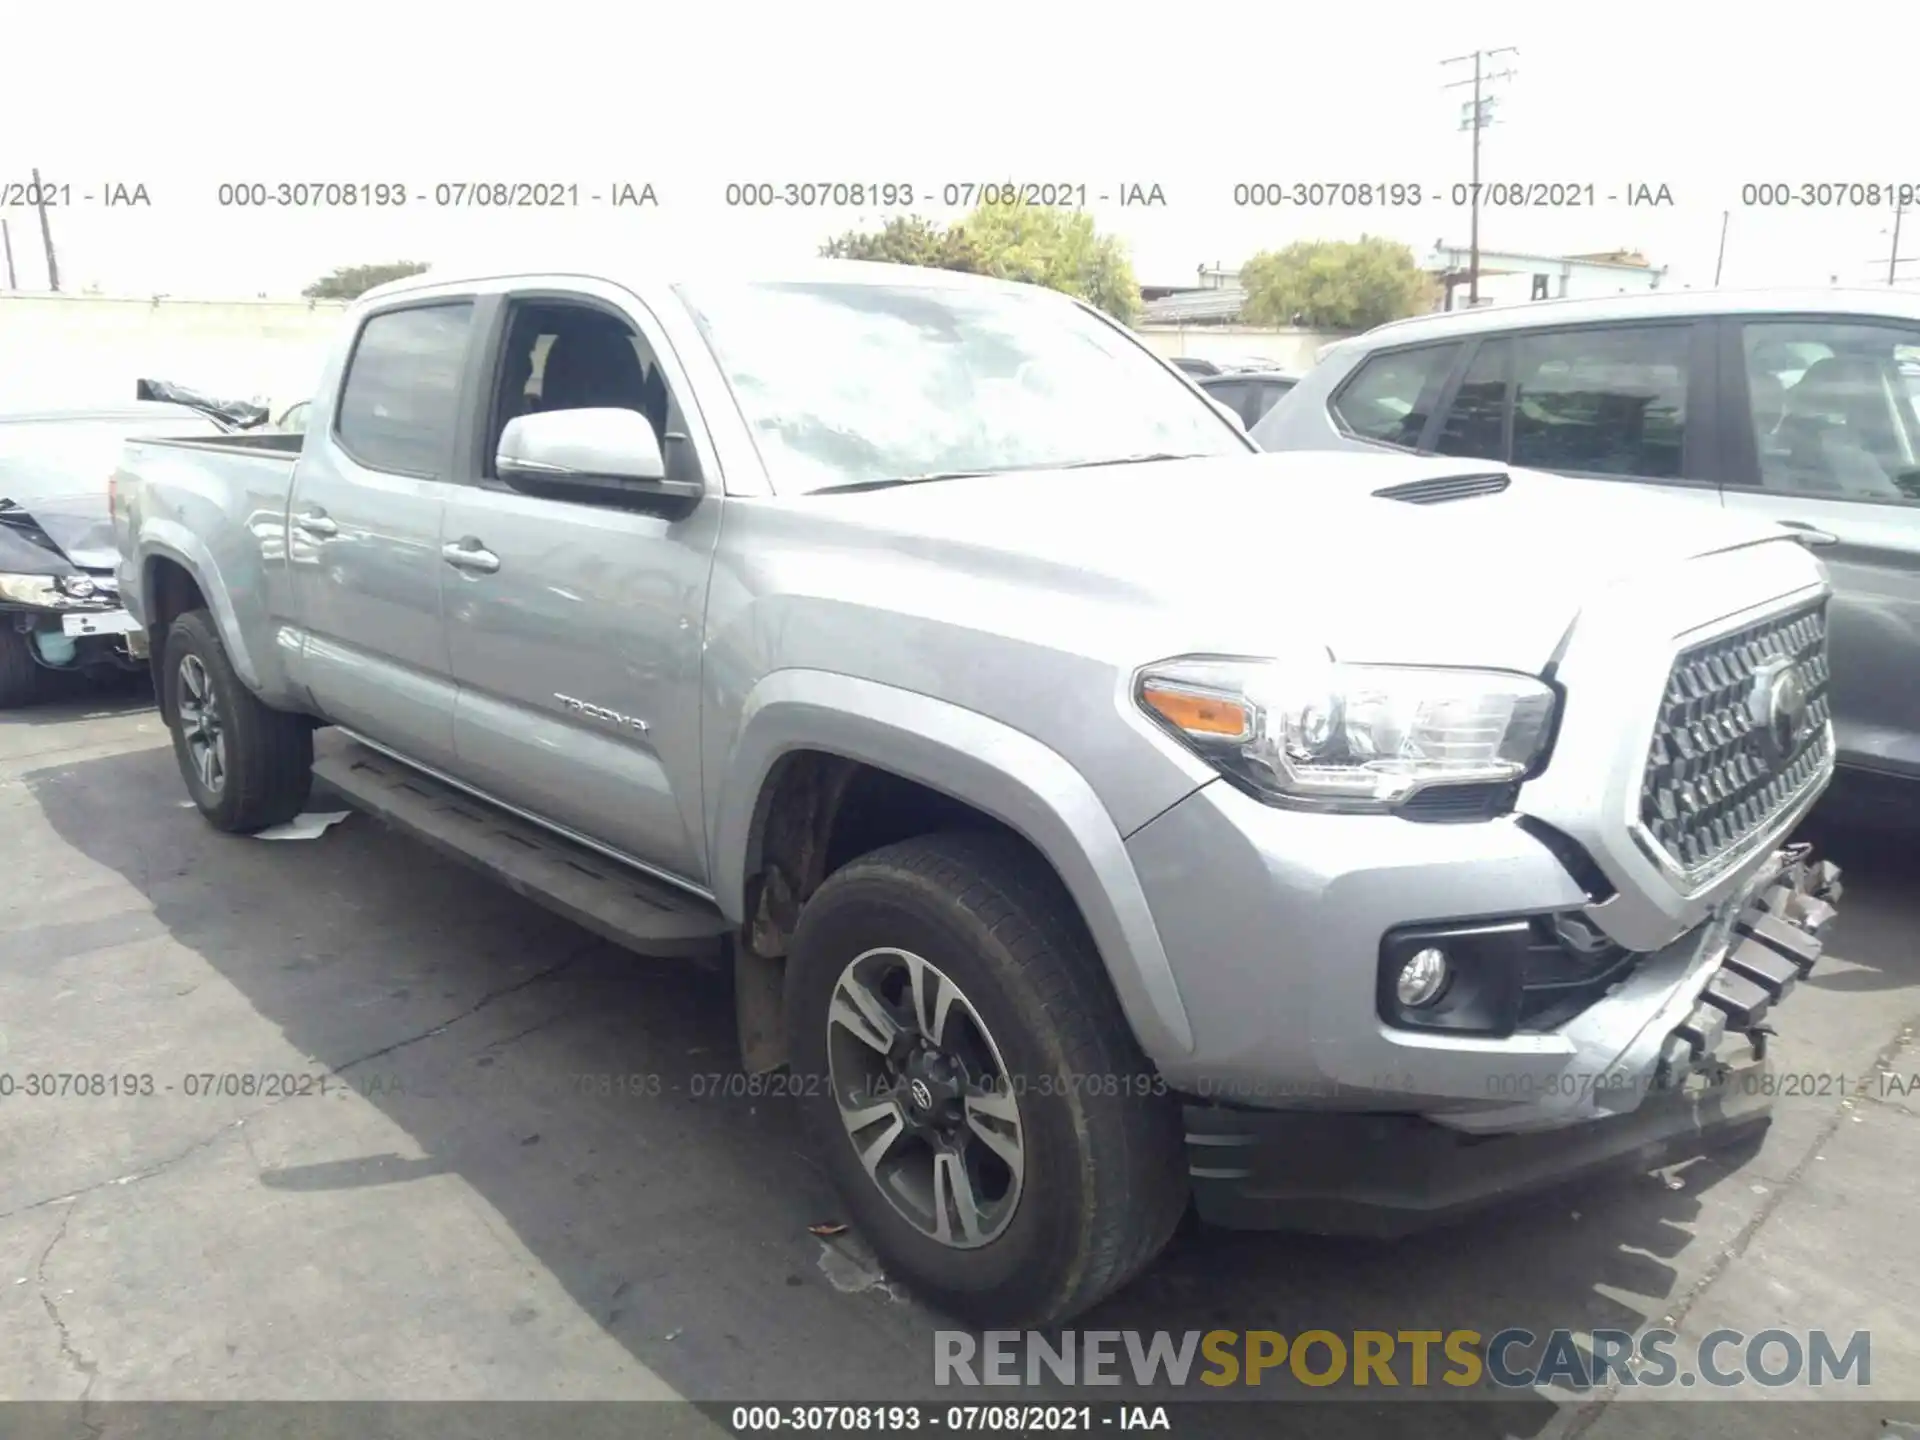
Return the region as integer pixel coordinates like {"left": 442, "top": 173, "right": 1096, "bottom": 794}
{"left": 677, "top": 280, "right": 1250, "bottom": 495}
{"left": 0, "top": 416, "right": 224, "bottom": 504}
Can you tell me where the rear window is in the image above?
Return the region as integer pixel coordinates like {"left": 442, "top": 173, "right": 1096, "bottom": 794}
{"left": 335, "top": 303, "right": 473, "bottom": 475}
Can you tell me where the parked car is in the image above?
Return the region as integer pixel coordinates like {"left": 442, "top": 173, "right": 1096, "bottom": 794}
{"left": 0, "top": 400, "right": 229, "bottom": 705}
{"left": 1252, "top": 289, "right": 1920, "bottom": 817}
{"left": 115, "top": 261, "right": 1843, "bottom": 1325}
{"left": 1197, "top": 368, "right": 1299, "bottom": 429}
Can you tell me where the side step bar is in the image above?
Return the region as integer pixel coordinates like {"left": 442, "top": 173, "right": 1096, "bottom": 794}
{"left": 312, "top": 736, "right": 731, "bottom": 959}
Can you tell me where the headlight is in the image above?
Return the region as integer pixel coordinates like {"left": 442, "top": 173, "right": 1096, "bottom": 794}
{"left": 0, "top": 573, "right": 66, "bottom": 607}
{"left": 0, "top": 573, "right": 110, "bottom": 609}
{"left": 1135, "top": 654, "right": 1557, "bottom": 812}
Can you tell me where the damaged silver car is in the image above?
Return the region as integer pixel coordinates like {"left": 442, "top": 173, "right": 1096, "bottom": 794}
{"left": 0, "top": 399, "right": 232, "bottom": 705}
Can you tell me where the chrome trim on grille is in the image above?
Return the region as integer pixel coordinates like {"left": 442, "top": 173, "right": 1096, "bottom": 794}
{"left": 1632, "top": 600, "right": 1834, "bottom": 893}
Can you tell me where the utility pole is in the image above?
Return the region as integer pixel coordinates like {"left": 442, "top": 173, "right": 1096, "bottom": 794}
{"left": 1714, "top": 210, "right": 1730, "bottom": 286}
{"left": 1870, "top": 200, "right": 1915, "bottom": 286}
{"left": 1, "top": 219, "right": 15, "bottom": 290}
{"left": 1442, "top": 46, "right": 1518, "bottom": 308}
{"left": 30, "top": 167, "right": 59, "bottom": 293}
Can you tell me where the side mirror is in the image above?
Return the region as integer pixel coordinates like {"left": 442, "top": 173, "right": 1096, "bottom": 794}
{"left": 496, "top": 407, "right": 703, "bottom": 514}
{"left": 1206, "top": 396, "right": 1246, "bottom": 431}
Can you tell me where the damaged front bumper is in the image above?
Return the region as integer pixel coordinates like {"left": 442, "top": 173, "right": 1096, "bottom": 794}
{"left": 1186, "top": 846, "right": 1843, "bottom": 1234}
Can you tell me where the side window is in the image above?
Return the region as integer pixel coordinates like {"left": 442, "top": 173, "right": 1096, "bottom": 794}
{"left": 1330, "top": 344, "right": 1459, "bottom": 449}
{"left": 484, "top": 298, "right": 681, "bottom": 482}
{"left": 1736, "top": 319, "right": 1920, "bottom": 503}
{"left": 1434, "top": 339, "right": 1510, "bottom": 459}
{"left": 1510, "top": 325, "right": 1688, "bottom": 479}
{"left": 335, "top": 303, "right": 473, "bottom": 476}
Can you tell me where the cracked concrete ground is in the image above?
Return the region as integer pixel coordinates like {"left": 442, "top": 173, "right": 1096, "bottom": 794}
{"left": 1, "top": 682, "right": 1916, "bottom": 1438}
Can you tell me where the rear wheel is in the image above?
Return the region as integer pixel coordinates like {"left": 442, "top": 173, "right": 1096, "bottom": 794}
{"left": 0, "top": 627, "right": 48, "bottom": 708}
{"left": 163, "top": 609, "right": 313, "bottom": 832}
{"left": 785, "top": 830, "right": 1188, "bottom": 1325}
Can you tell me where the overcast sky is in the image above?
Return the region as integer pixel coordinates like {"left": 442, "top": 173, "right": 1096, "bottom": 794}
{"left": 4, "top": 0, "right": 1915, "bottom": 298}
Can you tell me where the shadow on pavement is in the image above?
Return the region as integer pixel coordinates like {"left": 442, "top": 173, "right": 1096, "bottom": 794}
{"left": 21, "top": 738, "right": 1917, "bottom": 1436}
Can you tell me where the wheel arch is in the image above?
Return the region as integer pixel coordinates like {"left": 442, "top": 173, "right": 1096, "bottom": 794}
{"left": 711, "top": 670, "right": 1196, "bottom": 1063}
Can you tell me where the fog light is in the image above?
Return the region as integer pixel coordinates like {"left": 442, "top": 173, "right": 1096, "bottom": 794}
{"left": 1396, "top": 947, "right": 1451, "bottom": 1007}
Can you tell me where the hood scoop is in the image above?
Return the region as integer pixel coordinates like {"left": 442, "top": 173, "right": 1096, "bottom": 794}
{"left": 1371, "top": 471, "right": 1511, "bottom": 505}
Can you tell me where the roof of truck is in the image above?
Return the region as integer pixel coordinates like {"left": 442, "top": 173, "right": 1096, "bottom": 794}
{"left": 355, "top": 257, "right": 1054, "bottom": 308}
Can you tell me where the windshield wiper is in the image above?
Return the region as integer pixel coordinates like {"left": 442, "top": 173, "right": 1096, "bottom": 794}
{"left": 1057, "top": 452, "right": 1202, "bottom": 469}
{"left": 808, "top": 469, "right": 1003, "bottom": 496}
{"left": 810, "top": 453, "right": 1204, "bottom": 496}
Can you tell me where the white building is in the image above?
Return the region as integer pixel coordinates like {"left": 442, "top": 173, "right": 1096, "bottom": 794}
{"left": 1424, "top": 245, "right": 1667, "bottom": 309}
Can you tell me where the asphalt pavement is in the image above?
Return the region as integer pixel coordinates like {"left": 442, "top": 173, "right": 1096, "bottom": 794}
{"left": 1, "top": 679, "right": 1914, "bottom": 1439}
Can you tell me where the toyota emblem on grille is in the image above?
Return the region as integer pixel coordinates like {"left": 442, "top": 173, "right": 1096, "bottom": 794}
{"left": 1750, "top": 657, "right": 1809, "bottom": 765}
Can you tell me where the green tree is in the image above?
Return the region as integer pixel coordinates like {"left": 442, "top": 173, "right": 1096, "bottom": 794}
{"left": 1239, "top": 237, "right": 1435, "bottom": 331}
{"left": 819, "top": 206, "right": 1141, "bottom": 322}
{"left": 302, "top": 260, "right": 430, "bottom": 300}
{"left": 820, "top": 215, "right": 983, "bottom": 272}
{"left": 958, "top": 203, "right": 1140, "bottom": 322}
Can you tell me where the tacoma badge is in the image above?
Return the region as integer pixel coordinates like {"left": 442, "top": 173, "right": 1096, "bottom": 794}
{"left": 554, "top": 693, "right": 650, "bottom": 733}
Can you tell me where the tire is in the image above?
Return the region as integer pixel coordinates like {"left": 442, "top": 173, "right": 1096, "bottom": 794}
{"left": 162, "top": 608, "right": 313, "bottom": 833}
{"left": 0, "top": 626, "right": 48, "bottom": 708}
{"left": 786, "top": 830, "right": 1188, "bottom": 1326}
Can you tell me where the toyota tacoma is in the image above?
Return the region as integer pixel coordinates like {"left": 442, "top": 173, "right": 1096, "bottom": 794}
{"left": 112, "top": 261, "right": 1844, "bottom": 1324}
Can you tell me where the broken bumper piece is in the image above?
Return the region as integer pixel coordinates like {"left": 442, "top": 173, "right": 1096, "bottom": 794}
{"left": 1657, "top": 846, "right": 1841, "bottom": 1084}
{"left": 1185, "top": 848, "right": 1842, "bottom": 1235}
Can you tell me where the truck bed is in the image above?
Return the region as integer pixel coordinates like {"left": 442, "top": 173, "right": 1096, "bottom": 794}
{"left": 136, "top": 430, "right": 305, "bottom": 456}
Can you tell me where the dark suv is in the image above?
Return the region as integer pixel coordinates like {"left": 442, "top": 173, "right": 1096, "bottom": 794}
{"left": 1251, "top": 288, "right": 1920, "bottom": 813}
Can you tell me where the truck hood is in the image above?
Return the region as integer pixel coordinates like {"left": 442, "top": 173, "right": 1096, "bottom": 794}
{"left": 0, "top": 491, "right": 116, "bottom": 574}
{"left": 806, "top": 451, "right": 1796, "bottom": 674}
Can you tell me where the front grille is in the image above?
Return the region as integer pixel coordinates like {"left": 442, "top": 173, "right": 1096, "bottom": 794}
{"left": 1639, "top": 601, "right": 1832, "bottom": 883}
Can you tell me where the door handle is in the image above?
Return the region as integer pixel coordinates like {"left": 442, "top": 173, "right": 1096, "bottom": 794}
{"left": 1776, "top": 520, "right": 1839, "bottom": 547}
{"left": 442, "top": 539, "right": 501, "bottom": 574}
{"left": 293, "top": 508, "right": 338, "bottom": 537}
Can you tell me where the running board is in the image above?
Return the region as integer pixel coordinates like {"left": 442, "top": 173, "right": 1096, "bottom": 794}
{"left": 312, "top": 737, "right": 731, "bottom": 958}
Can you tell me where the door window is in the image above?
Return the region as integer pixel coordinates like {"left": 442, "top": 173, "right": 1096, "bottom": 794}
{"left": 485, "top": 298, "right": 694, "bottom": 487}
{"left": 1434, "top": 339, "right": 1510, "bottom": 459}
{"left": 1328, "top": 343, "right": 1460, "bottom": 449}
{"left": 334, "top": 303, "right": 473, "bottom": 476}
{"left": 1736, "top": 320, "right": 1920, "bottom": 503}
{"left": 1509, "top": 326, "right": 1688, "bottom": 479}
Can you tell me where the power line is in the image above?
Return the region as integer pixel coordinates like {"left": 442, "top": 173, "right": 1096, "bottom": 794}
{"left": 1442, "top": 47, "right": 1518, "bottom": 307}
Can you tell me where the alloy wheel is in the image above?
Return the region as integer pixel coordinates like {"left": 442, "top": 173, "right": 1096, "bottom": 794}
{"left": 176, "top": 653, "right": 227, "bottom": 795}
{"left": 826, "top": 946, "right": 1026, "bottom": 1249}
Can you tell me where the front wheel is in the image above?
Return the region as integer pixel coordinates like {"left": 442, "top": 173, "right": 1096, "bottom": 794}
{"left": 0, "top": 626, "right": 50, "bottom": 708}
{"left": 162, "top": 608, "right": 313, "bottom": 833}
{"left": 785, "top": 830, "right": 1188, "bottom": 1326}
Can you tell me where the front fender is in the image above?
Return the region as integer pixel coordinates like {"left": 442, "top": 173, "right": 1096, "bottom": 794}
{"left": 709, "top": 669, "right": 1197, "bottom": 1063}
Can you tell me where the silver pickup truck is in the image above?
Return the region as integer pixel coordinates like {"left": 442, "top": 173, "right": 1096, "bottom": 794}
{"left": 113, "top": 261, "right": 1844, "bottom": 1325}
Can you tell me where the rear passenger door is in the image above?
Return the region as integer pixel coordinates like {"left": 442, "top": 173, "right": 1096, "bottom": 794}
{"left": 286, "top": 296, "right": 479, "bottom": 770}
{"left": 1427, "top": 322, "right": 1721, "bottom": 508}
{"left": 1715, "top": 314, "right": 1920, "bottom": 779}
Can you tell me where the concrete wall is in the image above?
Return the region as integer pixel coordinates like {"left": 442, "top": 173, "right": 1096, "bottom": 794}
{"left": 1132, "top": 324, "right": 1350, "bottom": 373}
{"left": 0, "top": 294, "right": 348, "bottom": 416}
